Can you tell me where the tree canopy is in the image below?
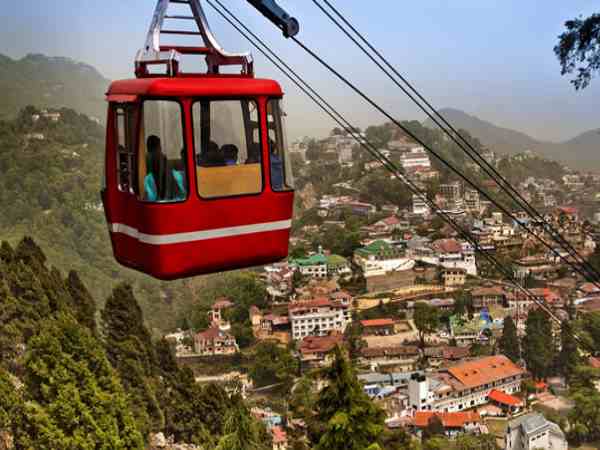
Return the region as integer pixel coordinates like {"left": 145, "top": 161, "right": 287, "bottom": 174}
{"left": 314, "top": 346, "right": 385, "bottom": 450}
{"left": 555, "top": 13, "right": 600, "bottom": 89}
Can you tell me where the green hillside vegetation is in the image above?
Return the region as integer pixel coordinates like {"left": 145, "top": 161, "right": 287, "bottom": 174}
{"left": 0, "top": 53, "right": 109, "bottom": 122}
{"left": 0, "top": 236, "right": 270, "bottom": 449}
{"left": 0, "top": 105, "right": 193, "bottom": 333}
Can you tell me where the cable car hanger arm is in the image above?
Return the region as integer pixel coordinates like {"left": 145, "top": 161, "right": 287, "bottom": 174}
{"left": 135, "top": 0, "right": 298, "bottom": 77}
{"left": 246, "top": 0, "right": 300, "bottom": 38}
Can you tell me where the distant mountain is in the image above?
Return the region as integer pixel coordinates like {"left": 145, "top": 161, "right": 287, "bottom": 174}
{"left": 0, "top": 53, "right": 109, "bottom": 122}
{"left": 423, "top": 108, "right": 600, "bottom": 170}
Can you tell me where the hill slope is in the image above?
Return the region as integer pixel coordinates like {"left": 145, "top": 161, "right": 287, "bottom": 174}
{"left": 424, "top": 108, "right": 600, "bottom": 170}
{"left": 0, "top": 106, "right": 195, "bottom": 334}
{"left": 0, "top": 53, "right": 109, "bottom": 122}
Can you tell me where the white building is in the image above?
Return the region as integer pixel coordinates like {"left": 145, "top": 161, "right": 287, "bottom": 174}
{"left": 412, "top": 238, "right": 477, "bottom": 276}
{"left": 464, "top": 189, "right": 480, "bottom": 213}
{"left": 408, "top": 355, "right": 526, "bottom": 413}
{"left": 400, "top": 147, "right": 431, "bottom": 170}
{"left": 505, "top": 413, "right": 567, "bottom": 450}
{"left": 354, "top": 240, "right": 415, "bottom": 277}
{"left": 288, "top": 298, "right": 351, "bottom": 340}
{"left": 412, "top": 194, "right": 430, "bottom": 216}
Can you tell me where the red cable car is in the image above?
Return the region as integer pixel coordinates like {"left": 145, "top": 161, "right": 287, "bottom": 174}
{"left": 102, "top": 0, "right": 298, "bottom": 280}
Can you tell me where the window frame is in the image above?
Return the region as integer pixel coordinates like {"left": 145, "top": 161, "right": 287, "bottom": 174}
{"left": 138, "top": 97, "right": 189, "bottom": 204}
{"left": 266, "top": 97, "right": 294, "bottom": 193}
{"left": 113, "top": 103, "right": 137, "bottom": 195}
{"left": 190, "top": 96, "right": 265, "bottom": 201}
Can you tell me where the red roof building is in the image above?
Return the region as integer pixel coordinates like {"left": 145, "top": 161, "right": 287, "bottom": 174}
{"left": 432, "top": 238, "right": 462, "bottom": 254}
{"left": 488, "top": 389, "right": 522, "bottom": 407}
{"left": 447, "top": 355, "right": 525, "bottom": 389}
{"left": 194, "top": 327, "right": 238, "bottom": 356}
{"left": 413, "top": 411, "right": 481, "bottom": 431}
{"left": 299, "top": 333, "right": 343, "bottom": 367}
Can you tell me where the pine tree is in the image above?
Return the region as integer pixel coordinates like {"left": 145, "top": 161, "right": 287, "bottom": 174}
{"left": 13, "top": 313, "right": 144, "bottom": 449}
{"left": 0, "top": 368, "right": 17, "bottom": 434}
{"left": 498, "top": 316, "right": 520, "bottom": 362}
{"left": 215, "top": 397, "right": 270, "bottom": 450}
{"left": 522, "top": 310, "right": 555, "bottom": 379}
{"left": 557, "top": 321, "right": 582, "bottom": 383}
{"left": 314, "top": 346, "right": 385, "bottom": 450}
{"left": 66, "top": 270, "right": 97, "bottom": 333}
{"left": 101, "top": 283, "right": 163, "bottom": 436}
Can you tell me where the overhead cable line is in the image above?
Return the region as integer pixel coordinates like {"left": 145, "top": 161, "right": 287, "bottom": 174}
{"left": 206, "top": 0, "right": 593, "bottom": 353}
{"left": 311, "top": 0, "right": 600, "bottom": 288}
{"left": 281, "top": 26, "right": 600, "bottom": 292}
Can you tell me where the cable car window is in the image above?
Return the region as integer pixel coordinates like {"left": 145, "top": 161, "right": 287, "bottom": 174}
{"left": 139, "top": 100, "right": 187, "bottom": 203}
{"left": 192, "top": 99, "right": 262, "bottom": 198}
{"left": 114, "top": 105, "right": 136, "bottom": 193}
{"left": 267, "top": 99, "right": 294, "bottom": 192}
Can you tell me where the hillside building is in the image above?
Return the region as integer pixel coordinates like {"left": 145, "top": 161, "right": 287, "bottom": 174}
{"left": 505, "top": 413, "right": 567, "bottom": 450}
{"left": 288, "top": 298, "right": 351, "bottom": 340}
{"left": 408, "top": 355, "right": 526, "bottom": 413}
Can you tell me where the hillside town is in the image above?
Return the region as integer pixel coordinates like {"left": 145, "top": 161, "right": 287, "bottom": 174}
{"left": 159, "top": 125, "right": 600, "bottom": 450}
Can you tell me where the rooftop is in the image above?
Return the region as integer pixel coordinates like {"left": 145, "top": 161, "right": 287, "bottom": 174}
{"left": 196, "top": 327, "right": 233, "bottom": 341}
{"left": 488, "top": 389, "right": 522, "bottom": 407}
{"left": 508, "top": 413, "right": 550, "bottom": 435}
{"left": 447, "top": 355, "right": 525, "bottom": 389}
{"left": 290, "top": 253, "right": 327, "bottom": 266}
{"left": 360, "top": 318, "right": 395, "bottom": 328}
{"left": 432, "top": 238, "right": 462, "bottom": 254}
{"left": 299, "top": 333, "right": 343, "bottom": 355}
{"left": 413, "top": 411, "right": 481, "bottom": 428}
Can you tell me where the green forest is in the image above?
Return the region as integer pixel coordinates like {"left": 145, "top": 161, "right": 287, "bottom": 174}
{"left": 0, "top": 105, "right": 198, "bottom": 334}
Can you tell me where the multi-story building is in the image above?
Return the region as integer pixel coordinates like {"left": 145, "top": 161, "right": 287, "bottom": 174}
{"left": 413, "top": 238, "right": 477, "bottom": 276}
{"left": 440, "top": 182, "right": 463, "bottom": 211}
{"left": 353, "top": 240, "right": 415, "bottom": 277}
{"left": 408, "top": 355, "right": 526, "bottom": 413}
{"left": 464, "top": 189, "right": 480, "bottom": 213}
{"left": 298, "top": 332, "right": 344, "bottom": 367}
{"left": 505, "top": 413, "right": 567, "bottom": 450}
{"left": 194, "top": 327, "right": 238, "bottom": 356}
{"left": 289, "top": 298, "right": 351, "bottom": 340}
{"left": 400, "top": 147, "right": 431, "bottom": 170}
{"left": 471, "top": 286, "right": 506, "bottom": 309}
{"left": 441, "top": 268, "right": 466, "bottom": 287}
{"left": 289, "top": 253, "right": 328, "bottom": 278}
{"left": 412, "top": 194, "right": 430, "bottom": 216}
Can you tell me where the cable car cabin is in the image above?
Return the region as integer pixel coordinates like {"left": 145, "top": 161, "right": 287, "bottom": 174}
{"left": 102, "top": 77, "right": 295, "bottom": 279}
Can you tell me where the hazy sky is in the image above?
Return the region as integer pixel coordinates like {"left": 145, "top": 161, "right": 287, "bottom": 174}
{"left": 1, "top": 1, "right": 598, "bottom": 141}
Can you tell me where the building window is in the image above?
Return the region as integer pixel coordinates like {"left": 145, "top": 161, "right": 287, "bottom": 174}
{"left": 192, "top": 99, "right": 262, "bottom": 198}
{"left": 139, "top": 100, "right": 187, "bottom": 202}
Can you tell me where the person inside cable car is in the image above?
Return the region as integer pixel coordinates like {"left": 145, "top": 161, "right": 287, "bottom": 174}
{"left": 144, "top": 135, "right": 162, "bottom": 201}
{"left": 170, "top": 147, "right": 187, "bottom": 201}
{"left": 198, "top": 140, "right": 225, "bottom": 167}
{"left": 245, "top": 143, "right": 261, "bottom": 164}
{"left": 222, "top": 144, "right": 239, "bottom": 166}
{"left": 269, "top": 139, "right": 284, "bottom": 190}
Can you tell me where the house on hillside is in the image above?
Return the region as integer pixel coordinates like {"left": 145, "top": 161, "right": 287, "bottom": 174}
{"left": 408, "top": 355, "right": 527, "bottom": 413}
{"left": 194, "top": 327, "right": 238, "bottom": 356}
{"left": 505, "top": 413, "right": 567, "bottom": 450}
{"left": 298, "top": 332, "right": 343, "bottom": 368}
{"left": 410, "top": 411, "right": 482, "bottom": 438}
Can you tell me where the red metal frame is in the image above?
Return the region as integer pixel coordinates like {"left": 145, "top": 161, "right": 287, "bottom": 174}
{"left": 102, "top": 76, "right": 294, "bottom": 279}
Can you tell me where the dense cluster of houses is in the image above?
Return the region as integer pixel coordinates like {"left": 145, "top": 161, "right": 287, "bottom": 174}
{"left": 159, "top": 135, "right": 600, "bottom": 449}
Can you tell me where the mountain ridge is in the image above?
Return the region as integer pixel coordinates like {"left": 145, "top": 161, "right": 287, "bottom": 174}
{"left": 423, "top": 108, "right": 600, "bottom": 170}
{"left": 0, "top": 52, "right": 110, "bottom": 122}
